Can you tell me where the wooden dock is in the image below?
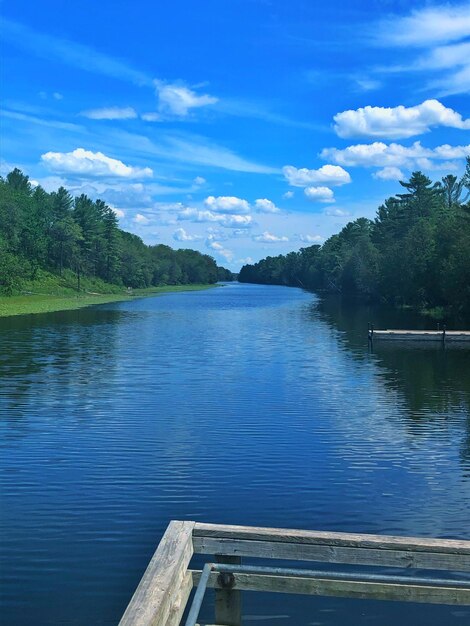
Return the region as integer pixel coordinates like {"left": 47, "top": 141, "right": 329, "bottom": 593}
{"left": 118, "top": 521, "right": 470, "bottom": 626}
{"left": 368, "top": 326, "right": 470, "bottom": 343}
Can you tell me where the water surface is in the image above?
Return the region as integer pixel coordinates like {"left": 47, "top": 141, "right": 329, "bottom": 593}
{"left": 1, "top": 283, "right": 469, "bottom": 625}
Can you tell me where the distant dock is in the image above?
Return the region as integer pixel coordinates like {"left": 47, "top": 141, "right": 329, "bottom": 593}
{"left": 368, "top": 325, "right": 470, "bottom": 343}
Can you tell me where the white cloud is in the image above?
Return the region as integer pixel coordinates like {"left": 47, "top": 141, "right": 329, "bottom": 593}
{"left": 373, "top": 166, "right": 404, "bottom": 181}
{"left": 355, "top": 78, "right": 381, "bottom": 91}
{"left": 53, "top": 92, "right": 63, "bottom": 100}
{"left": 109, "top": 129, "right": 277, "bottom": 174}
{"left": 204, "top": 195, "right": 251, "bottom": 214}
{"left": 177, "top": 207, "right": 253, "bottom": 229}
{"left": 110, "top": 206, "right": 125, "bottom": 219}
{"left": 155, "top": 81, "right": 218, "bottom": 116}
{"left": 206, "top": 236, "right": 233, "bottom": 261}
{"left": 81, "top": 106, "right": 138, "bottom": 120}
{"left": 299, "top": 234, "right": 323, "bottom": 243}
{"left": 253, "top": 231, "right": 289, "bottom": 243}
{"left": 193, "top": 176, "right": 206, "bottom": 185}
{"left": 133, "top": 213, "right": 150, "bottom": 224}
{"left": 374, "top": 7, "right": 470, "bottom": 96}
{"left": 283, "top": 190, "right": 294, "bottom": 199}
{"left": 254, "top": 198, "right": 281, "bottom": 213}
{"left": 377, "top": 5, "right": 470, "bottom": 48}
{"left": 1, "top": 18, "right": 152, "bottom": 86}
{"left": 333, "top": 99, "right": 470, "bottom": 140}
{"left": 41, "top": 148, "right": 153, "bottom": 178}
{"left": 324, "top": 208, "right": 351, "bottom": 217}
{"left": 321, "top": 141, "right": 470, "bottom": 170}
{"left": 238, "top": 257, "right": 253, "bottom": 265}
{"left": 304, "top": 186, "right": 335, "bottom": 203}
{"left": 283, "top": 164, "right": 351, "bottom": 187}
{"left": 141, "top": 112, "right": 161, "bottom": 122}
{"left": 173, "top": 227, "right": 201, "bottom": 242}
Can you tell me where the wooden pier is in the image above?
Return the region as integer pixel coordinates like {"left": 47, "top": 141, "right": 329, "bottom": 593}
{"left": 119, "top": 521, "right": 470, "bottom": 626}
{"left": 368, "top": 325, "right": 470, "bottom": 343}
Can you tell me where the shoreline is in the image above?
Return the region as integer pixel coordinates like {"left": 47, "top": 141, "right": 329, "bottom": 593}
{"left": 0, "top": 284, "right": 218, "bottom": 318}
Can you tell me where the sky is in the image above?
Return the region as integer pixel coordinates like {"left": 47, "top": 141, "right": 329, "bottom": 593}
{"left": 1, "top": 0, "right": 470, "bottom": 270}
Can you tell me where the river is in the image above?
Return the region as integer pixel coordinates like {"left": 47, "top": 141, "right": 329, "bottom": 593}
{"left": 1, "top": 283, "right": 469, "bottom": 625}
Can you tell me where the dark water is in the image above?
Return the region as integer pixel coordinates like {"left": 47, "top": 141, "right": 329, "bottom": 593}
{"left": 0, "top": 283, "right": 469, "bottom": 626}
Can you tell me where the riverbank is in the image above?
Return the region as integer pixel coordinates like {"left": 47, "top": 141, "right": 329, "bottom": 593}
{"left": 0, "top": 283, "right": 217, "bottom": 317}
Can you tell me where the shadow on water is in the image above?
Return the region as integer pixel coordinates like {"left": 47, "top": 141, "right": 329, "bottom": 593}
{"left": 314, "top": 295, "right": 470, "bottom": 473}
{"left": 0, "top": 308, "right": 135, "bottom": 419}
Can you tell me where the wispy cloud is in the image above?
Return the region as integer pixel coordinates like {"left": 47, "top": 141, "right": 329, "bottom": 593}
{"left": 1, "top": 109, "right": 83, "bottom": 132}
{"left": 0, "top": 18, "right": 153, "bottom": 86}
{"left": 155, "top": 81, "right": 218, "bottom": 116}
{"left": 372, "top": 4, "right": 470, "bottom": 96}
{"left": 375, "top": 4, "right": 470, "bottom": 48}
{"left": 81, "top": 107, "right": 138, "bottom": 120}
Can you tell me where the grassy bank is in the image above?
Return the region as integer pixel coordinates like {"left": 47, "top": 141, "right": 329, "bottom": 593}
{"left": 0, "top": 270, "right": 217, "bottom": 317}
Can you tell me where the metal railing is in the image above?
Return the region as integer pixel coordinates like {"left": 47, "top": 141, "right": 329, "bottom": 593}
{"left": 119, "top": 521, "right": 470, "bottom": 626}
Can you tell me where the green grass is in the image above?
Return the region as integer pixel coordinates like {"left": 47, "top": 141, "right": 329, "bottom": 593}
{"left": 0, "top": 269, "right": 217, "bottom": 317}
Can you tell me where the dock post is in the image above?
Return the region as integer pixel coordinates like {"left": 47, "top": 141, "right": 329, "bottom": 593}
{"left": 442, "top": 324, "right": 446, "bottom": 344}
{"left": 215, "top": 555, "right": 242, "bottom": 626}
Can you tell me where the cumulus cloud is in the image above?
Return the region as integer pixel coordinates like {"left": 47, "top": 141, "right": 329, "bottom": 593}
{"left": 283, "top": 164, "right": 351, "bottom": 187}
{"left": 110, "top": 206, "right": 125, "bottom": 219}
{"left": 133, "top": 213, "right": 150, "bottom": 224}
{"left": 206, "top": 236, "right": 233, "bottom": 261}
{"left": 204, "top": 195, "right": 251, "bottom": 214}
{"left": 333, "top": 99, "right": 470, "bottom": 140}
{"left": 283, "top": 190, "right": 294, "bottom": 199}
{"left": 299, "top": 234, "right": 323, "bottom": 243}
{"left": 81, "top": 106, "right": 138, "bottom": 120}
{"left": 193, "top": 176, "right": 206, "bottom": 185}
{"left": 321, "top": 141, "right": 470, "bottom": 170}
{"left": 41, "top": 148, "right": 153, "bottom": 178}
{"left": 304, "top": 186, "right": 335, "bottom": 202}
{"left": 253, "top": 231, "right": 289, "bottom": 243}
{"left": 254, "top": 198, "right": 281, "bottom": 213}
{"left": 177, "top": 207, "right": 253, "bottom": 229}
{"left": 155, "top": 80, "right": 218, "bottom": 116}
{"left": 373, "top": 166, "right": 404, "bottom": 181}
{"left": 173, "top": 227, "right": 201, "bottom": 242}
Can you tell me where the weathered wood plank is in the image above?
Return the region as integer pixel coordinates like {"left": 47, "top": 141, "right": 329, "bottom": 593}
{"left": 192, "top": 571, "right": 470, "bottom": 605}
{"left": 193, "top": 537, "right": 470, "bottom": 572}
{"left": 119, "top": 521, "right": 195, "bottom": 626}
{"left": 166, "top": 571, "right": 193, "bottom": 626}
{"left": 193, "top": 523, "right": 470, "bottom": 555}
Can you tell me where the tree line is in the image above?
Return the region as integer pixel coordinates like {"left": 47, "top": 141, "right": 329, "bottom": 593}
{"left": 0, "top": 169, "right": 233, "bottom": 295}
{"left": 239, "top": 164, "right": 470, "bottom": 316}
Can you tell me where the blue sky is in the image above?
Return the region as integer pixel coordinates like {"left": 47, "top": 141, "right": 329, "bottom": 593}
{"left": 1, "top": 1, "right": 470, "bottom": 269}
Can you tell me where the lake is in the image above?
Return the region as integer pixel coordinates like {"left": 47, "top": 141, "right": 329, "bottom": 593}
{"left": 1, "top": 283, "right": 469, "bottom": 625}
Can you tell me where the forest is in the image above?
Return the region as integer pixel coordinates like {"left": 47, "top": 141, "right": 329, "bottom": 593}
{"left": 239, "top": 165, "right": 470, "bottom": 316}
{"left": 0, "top": 169, "right": 233, "bottom": 295}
